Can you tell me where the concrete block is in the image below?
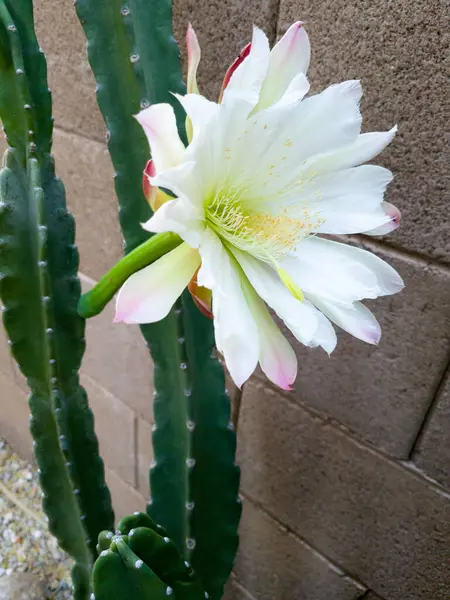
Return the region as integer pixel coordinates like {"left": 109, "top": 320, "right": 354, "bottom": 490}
{"left": 414, "top": 367, "right": 450, "bottom": 490}
{"left": 81, "top": 276, "right": 155, "bottom": 423}
{"left": 52, "top": 128, "right": 123, "bottom": 282}
{"left": 0, "top": 370, "right": 33, "bottom": 462}
{"left": 235, "top": 500, "right": 365, "bottom": 600}
{"left": 34, "top": 0, "right": 106, "bottom": 142}
{"left": 81, "top": 374, "right": 136, "bottom": 487}
{"left": 105, "top": 467, "right": 146, "bottom": 523}
{"left": 238, "top": 381, "right": 450, "bottom": 600}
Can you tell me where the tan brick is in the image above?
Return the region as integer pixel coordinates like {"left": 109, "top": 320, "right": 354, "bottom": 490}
{"left": 173, "top": 0, "right": 279, "bottom": 101}
{"left": 34, "top": 0, "right": 106, "bottom": 142}
{"left": 105, "top": 467, "right": 146, "bottom": 524}
{"left": 238, "top": 381, "right": 450, "bottom": 600}
{"left": 52, "top": 128, "right": 123, "bottom": 281}
{"left": 81, "top": 374, "right": 135, "bottom": 487}
{"left": 80, "top": 276, "right": 155, "bottom": 423}
{"left": 278, "top": 0, "right": 449, "bottom": 261}
{"left": 136, "top": 417, "right": 154, "bottom": 496}
{"left": 235, "top": 500, "right": 365, "bottom": 600}
{"left": 0, "top": 370, "right": 33, "bottom": 462}
{"left": 223, "top": 578, "right": 256, "bottom": 600}
{"left": 414, "top": 368, "right": 450, "bottom": 490}
{"left": 271, "top": 246, "right": 450, "bottom": 457}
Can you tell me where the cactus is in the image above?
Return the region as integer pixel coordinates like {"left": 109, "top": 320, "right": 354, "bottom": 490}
{"left": 0, "top": 1, "right": 114, "bottom": 597}
{"left": 93, "top": 512, "right": 206, "bottom": 599}
{"left": 74, "top": 0, "right": 241, "bottom": 597}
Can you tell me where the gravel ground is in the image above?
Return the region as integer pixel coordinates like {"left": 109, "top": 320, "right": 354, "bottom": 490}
{"left": 0, "top": 438, "right": 73, "bottom": 599}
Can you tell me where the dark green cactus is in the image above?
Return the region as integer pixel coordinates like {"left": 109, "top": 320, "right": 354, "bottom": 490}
{"left": 0, "top": 1, "right": 114, "bottom": 597}
{"left": 93, "top": 512, "right": 207, "bottom": 599}
{"left": 74, "top": 0, "right": 241, "bottom": 597}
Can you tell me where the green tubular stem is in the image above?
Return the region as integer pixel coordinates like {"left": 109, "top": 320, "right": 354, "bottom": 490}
{"left": 78, "top": 231, "right": 182, "bottom": 318}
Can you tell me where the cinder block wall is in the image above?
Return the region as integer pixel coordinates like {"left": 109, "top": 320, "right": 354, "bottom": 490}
{"left": 0, "top": 1, "right": 448, "bottom": 599}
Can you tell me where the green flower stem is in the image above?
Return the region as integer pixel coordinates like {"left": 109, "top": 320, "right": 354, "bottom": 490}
{"left": 78, "top": 231, "right": 182, "bottom": 318}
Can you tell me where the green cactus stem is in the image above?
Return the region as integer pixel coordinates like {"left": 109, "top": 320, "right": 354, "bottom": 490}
{"left": 0, "top": 2, "right": 115, "bottom": 596}
{"left": 74, "top": 0, "right": 241, "bottom": 597}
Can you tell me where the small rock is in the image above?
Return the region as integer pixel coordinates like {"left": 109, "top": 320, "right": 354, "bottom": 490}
{"left": 0, "top": 573, "right": 46, "bottom": 600}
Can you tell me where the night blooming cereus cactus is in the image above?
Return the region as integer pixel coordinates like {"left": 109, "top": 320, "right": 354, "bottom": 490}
{"left": 0, "top": 0, "right": 404, "bottom": 597}
{"left": 112, "top": 22, "right": 404, "bottom": 390}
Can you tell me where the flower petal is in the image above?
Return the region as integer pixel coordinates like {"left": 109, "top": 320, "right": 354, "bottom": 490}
{"left": 363, "top": 202, "right": 401, "bottom": 235}
{"left": 230, "top": 79, "right": 363, "bottom": 198}
{"left": 219, "top": 42, "right": 252, "bottom": 102}
{"left": 267, "top": 72, "right": 310, "bottom": 109}
{"left": 308, "top": 126, "right": 397, "bottom": 174}
{"left": 257, "top": 21, "right": 310, "bottom": 110}
{"left": 309, "top": 165, "right": 397, "bottom": 235}
{"left": 248, "top": 289, "right": 297, "bottom": 390}
{"left": 135, "top": 104, "right": 186, "bottom": 172}
{"left": 211, "top": 251, "right": 260, "bottom": 388}
{"left": 174, "top": 93, "right": 219, "bottom": 140}
{"left": 186, "top": 24, "right": 201, "bottom": 94}
{"left": 197, "top": 228, "right": 231, "bottom": 293}
{"left": 310, "top": 298, "right": 382, "bottom": 345}
{"left": 115, "top": 243, "right": 201, "bottom": 324}
{"left": 188, "top": 269, "right": 213, "bottom": 319}
{"left": 308, "top": 309, "right": 337, "bottom": 354}
{"left": 230, "top": 248, "right": 319, "bottom": 346}
{"left": 284, "top": 236, "right": 404, "bottom": 305}
{"left": 221, "top": 26, "right": 270, "bottom": 107}
{"left": 150, "top": 160, "right": 201, "bottom": 205}
{"left": 142, "top": 160, "right": 171, "bottom": 212}
{"left": 142, "top": 197, "right": 204, "bottom": 248}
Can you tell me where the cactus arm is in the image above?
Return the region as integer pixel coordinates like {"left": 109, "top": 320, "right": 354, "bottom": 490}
{"left": 78, "top": 231, "right": 182, "bottom": 318}
{"left": 0, "top": 0, "right": 114, "bottom": 583}
{"left": 93, "top": 514, "right": 205, "bottom": 600}
{"left": 74, "top": 1, "right": 241, "bottom": 596}
{"left": 0, "top": 151, "right": 92, "bottom": 599}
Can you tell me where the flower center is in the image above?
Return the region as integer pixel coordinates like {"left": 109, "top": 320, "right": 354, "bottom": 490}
{"left": 205, "top": 183, "right": 322, "bottom": 264}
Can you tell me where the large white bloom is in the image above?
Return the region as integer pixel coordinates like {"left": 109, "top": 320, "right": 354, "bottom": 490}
{"left": 115, "top": 22, "right": 404, "bottom": 390}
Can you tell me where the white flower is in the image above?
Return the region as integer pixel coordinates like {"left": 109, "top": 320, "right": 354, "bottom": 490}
{"left": 115, "top": 22, "right": 404, "bottom": 390}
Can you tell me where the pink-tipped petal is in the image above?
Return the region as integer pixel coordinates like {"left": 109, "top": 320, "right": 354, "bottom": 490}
{"left": 254, "top": 299, "right": 297, "bottom": 390}
{"left": 186, "top": 23, "right": 201, "bottom": 94}
{"left": 115, "top": 243, "right": 201, "bottom": 324}
{"left": 142, "top": 159, "right": 156, "bottom": 201}
{"left": 135, "top": 104, "right": 185, "bottom": 172}
{"left": 219, "top": 42, "right": 252, "bottom": 102}
{"left": 142, "top": 160, "right": 171, "bottom": 212}
{"left": 257, "top": 21, "right": 311, "bottom": 110}
{"left": 188, "top": 269, "right": 213, "bottom": 319}
{"left": 364, "top": 202, "right": 401, "bottom": 236}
